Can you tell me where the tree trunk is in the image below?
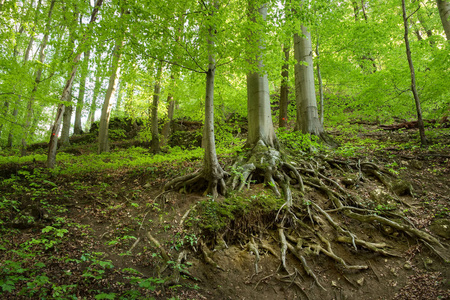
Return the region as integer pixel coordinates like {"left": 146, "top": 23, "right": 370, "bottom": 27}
{"left": 279, "top": 45, "right": 289, "bottom": 128}
{"left": 86, "top": 71, "right": 102, "bottom": 132}
{"left": 293, "top": 26, "right": 322, "bottom": 136}
{"left": 402, "top": 0, "right": 427, "bottom": 146}
{"left": 98, "top": 33, "right": 124, "bottom": 154}
{"left": 202, "top": 1, "right": 225, "bottom": 198}
{"left": 246, "top": 3, "right": 277, "bottom": 149}
{"left": 161, "top": 79, "right": 175, "bottom": 147}
{"left": 150, "top": 63, "right": 163, "bottom": 153}
{"left": 437, "top": 0, "right": 450, "bottom": 40}
{"left": 60, "top": 102, "right": 73, "bottom": 147}
{"left": 74, "top": 50, "right": 91, "bottom": 135}
{"left": 7, "top": 104, "right": 19, "bottom": 148}
{"left": 316, "top": 37, "right": 324, "bottom": 126}
{"left": 0, "top": 101, "right": 10, "bottom": 141}
{"left": 21, "top": 0, "right": 55, "bottom": 154}
{"left": 47, "top": 0, "right": 103, "bottom": 168}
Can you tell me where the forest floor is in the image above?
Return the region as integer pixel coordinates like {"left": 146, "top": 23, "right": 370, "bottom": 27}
{"left": 0, "top": 122, "right": 449, "bottom": 300}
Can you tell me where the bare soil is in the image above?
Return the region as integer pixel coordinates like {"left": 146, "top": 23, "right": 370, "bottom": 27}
{"left": 0, "top": 125, "right": 449, "bottom": 300}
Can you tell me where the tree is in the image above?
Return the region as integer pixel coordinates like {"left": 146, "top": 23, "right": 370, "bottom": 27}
{"left": 402, "top": 0, "right": 427, "bottom": 146}
{"left": 228, "top": 1, "right": 302, "bottom": 205}
{"left": 437, "top": 0, "right": 450, "bottom": 40}
{"left": 164, "top": 1, "right": 226, "bottom": 198}
{"left": 74, "top": 50, "right": 91, "bottom": 135}
{"left": 47, "top": 0, "right": 103, "bottom": 168}
{"left": 293, "top": 24, "right": 337, "bottom": 146}
{"left": 150, "top": 62, "right": 163, "bottom": 153}
{"left": 98, "top": 7, "right": 127, "bottom": 154}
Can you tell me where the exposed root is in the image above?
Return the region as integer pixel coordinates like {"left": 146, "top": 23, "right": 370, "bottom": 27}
{"left": 248, "top": 237, "right": 260, "bottom": 275}
{"left": 229, "top": 140, "right": 300, "bottom": 206}
{"left": 200, "top": 241, "right": 225, "bottom": 271}
{"left": 336, "top": 236, "right": 400, "bottom": 257}
{"left": 147, "top": 232, "right": 170, "bottom": 275}
{"left": 164, "top": 168, "right": 227, "bottom": 198}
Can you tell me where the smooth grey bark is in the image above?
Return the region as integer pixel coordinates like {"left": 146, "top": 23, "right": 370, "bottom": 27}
{"left": 246, "top": 3, "right": 277, "bottom": 149}
{"left": 48, "top": 0, "right": 103, "bottom": 168}
{"left": 150, "top": 63, "right": 162, "bottom": 153}
{"left": 74, "top": 50, "right": 91, "bottom": 135}
{"left": 7, "top": 104, "right": 19, "bottom": 148}
{"left": 98, "top": 31, "right": 124, "bottom": 153}
{"left": 279, "top": 45, "right": 289, "bottom": 128}
{"left": 437, "top": 0, "right": 450, "bottom": 40}
{"left": 86, "top": 70, "right": 102, "bottom": 132}
{"left": 21, "top": 0, "right": 55, "bottom": 154}
{"left": 202, "top": 4, "right": 225, "bottom": 198}
{"left": 60, "top": 101, "right": 73, "bottom": 147}
{"left": 402, "top": 0, "right": 427, "bottom": 146}
{"left": 315, "top": 37, "right": 324, "bottom": 126}
{"left": 293, "top": 26, "right": 322, "bottom": 136}
{"left": 0, "top": 101, "right": 10, "bottom": 141}
{"left": 161, "top": 76, "right": 176, "bottom": 147}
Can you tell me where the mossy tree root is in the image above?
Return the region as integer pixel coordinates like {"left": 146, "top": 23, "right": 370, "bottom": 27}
{"left": 163, "top": 169, "right": 227, "bottom": 198}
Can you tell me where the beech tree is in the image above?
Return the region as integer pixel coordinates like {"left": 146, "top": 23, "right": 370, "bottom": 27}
{"left": 47, "top": 0, "right": 103, "bottom": 168}
{"left": 437, "top": 0, "right": 450, "bottom": 40}
{"left": 164, "top": 0, "right": 227, "bottom": 198}
{"left": 98, "top": 8, "right": 126, "bottom": 154}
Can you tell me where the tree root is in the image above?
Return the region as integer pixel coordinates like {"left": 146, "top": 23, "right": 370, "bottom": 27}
{"left": 164, "top": 168, "right": 227, "bottom": 198}
{"left": 228, "top": 140, "right": 301, "bottom": 206}
{"left": 200, "top": 241, "right": 225, "bottom": 271}
{"left": 248, "top": 237, "right": 260, "bottom": 275}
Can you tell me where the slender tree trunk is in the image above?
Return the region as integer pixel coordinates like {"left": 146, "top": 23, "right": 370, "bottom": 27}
{"left": 60, "top": 100, "right": 73, "bottom": 147}
{"left": 402, "top": 0, "right": 427, "bottom": 146}
{"left": 21, "top": 0, "right": 55, "bottom": 154}
{"left": 246, "top": 3, "right": 277, "bottom": 149}
{"left": 7, "top": 103, "right": 19, "bottom": 148}
{"left": 114, "top": 80, "right": 123, "bottom": 116}
{"left": 74, "top": 50, "right": 91, "bottom": 135}
{"left": 316, "top": 37, "right": 324, "bottom": 126}
{"left": 86, "top": 71, "right": 102, "bottom": 131}
{"left": 150, "top": 63, "right": 163, "bottom": 153}
{"left": 0, "top": 101, "right": 10, "bottom": 140}
{"left": 437, "top": 0, "right": 450, "bottom": 40}
{"left": 293, "top": 26, "right": 322, "bottom": 136}
{"left": 279, "top": 45, "right": 289, "bottom": 128}
{"left": 202, "top": 1, "right": 224, "bottom": 198}
{"left": 161, "top": 75, "right": 176, "bottom": 147}
{"left": 48, "top": 0, "right": 103, "bottom": 168}
{"left": 98, "top": 32, "right": 124, "bottom": 154}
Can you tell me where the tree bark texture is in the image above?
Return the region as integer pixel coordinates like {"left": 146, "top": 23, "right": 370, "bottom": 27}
{"left": 60, "top": 102, "right": 73, "bottom": 147}
{"left": 316, "top": 38, "right": 324, "bottom": 126}
{"left": 279, "top": 45, "right": 289, "bottom": 128}
{"left": 437, "top": 0, "right": 450, "bottom": 40}
{"left": 47, "top": 0, "right": 103, "bottom": 167}
{"left": 86, "top": 72, "right": 102, "bottom": 132}
{"left": 402, "top": 0, "right": 427, "bottom": 146}
{"left": 74, "top": 50, "right": 91, "bottom": 135}
{"left": 98, "top": 34, "right": 124, "bottom": 153}
{"left": 22, "top": 0, "right": 55, "bottom": 153}
{"left": 246, "top": 2, "right": 277, "bottom": 149}
{"left": 293, "top": 26, "right": 323, "bottom": 136}
{"left": 150, "top": 63, "right": 163, "bottom": 153}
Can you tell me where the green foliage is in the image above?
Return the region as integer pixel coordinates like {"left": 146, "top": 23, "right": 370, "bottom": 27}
{"left": 276, "top": 128, "right": 324, "bottom": 153}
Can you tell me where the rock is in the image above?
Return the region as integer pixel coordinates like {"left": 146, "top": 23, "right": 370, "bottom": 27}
{"left": 429, "top": 219, "right": 450, "bottom": 239}
{"left": 331, "top": 281, "right": 338, "bottom": 287}
{"left": 403, "top": 262, "right": 412, "bottom": 270}
{"left": 357, "top": 277, "right": 365, "bottom": 286}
